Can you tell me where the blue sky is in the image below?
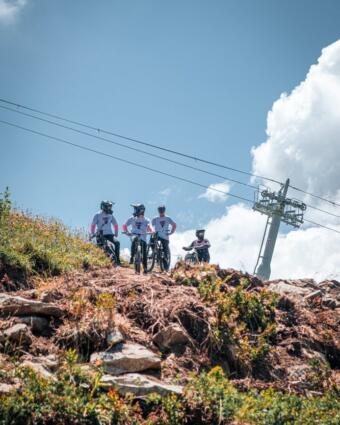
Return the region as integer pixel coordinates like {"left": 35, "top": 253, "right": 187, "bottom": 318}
{"left": 1, "top": 0, "right": 340, "bottom": 251}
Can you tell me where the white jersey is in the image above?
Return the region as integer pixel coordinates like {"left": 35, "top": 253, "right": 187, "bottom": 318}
{"left": 125, "top": 216, "right": 150, "bottom": 242}
{"left": 92, "top": 211, "right": 118, "bottom": 235}
{"left": 151, "top": 215, "right": 176, "bottom": 241}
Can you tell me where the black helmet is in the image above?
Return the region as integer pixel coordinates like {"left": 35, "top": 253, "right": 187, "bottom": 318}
{"left": 158, "top": 204, "right": 166, "bottom": 213}
{"left": 196, "top": 229, "right": 205, "bottom": 239}
{"left": 131, "top": 203, "right": 145, "bottom": 216}
{"left": 100, "top": 200, "right": 114, "bottom": 214}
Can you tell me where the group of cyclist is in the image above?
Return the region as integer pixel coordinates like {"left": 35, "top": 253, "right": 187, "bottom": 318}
{"left": 90, "top": 200, "right": 211, "bottom": 274}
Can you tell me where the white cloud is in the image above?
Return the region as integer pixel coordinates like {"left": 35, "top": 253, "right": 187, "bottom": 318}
{"left": 198, "top": 181, "right": 231, "bottom": 202}
{"left": 0, "top": 0, "right": 27, "bottom": 24}
{"left": 252, "top": 40, "right": 340, "bottom": 211}
{"left": 172, "top": 40, "right": 340, "bottom": 281}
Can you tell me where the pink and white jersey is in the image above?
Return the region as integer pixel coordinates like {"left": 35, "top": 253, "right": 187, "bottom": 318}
{"left": 151, "top": 216, "right": 176, "bottom": 241}
{"left": 124, "top": 216, "right": 151, "bottom": 242}
{"left": 92, "top": 212, "right": 118, "bottom": 235}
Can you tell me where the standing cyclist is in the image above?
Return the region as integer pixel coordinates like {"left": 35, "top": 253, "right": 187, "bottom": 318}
{"left": 122, "top": 204, "right": 152, "bottom": 274}
{"left": 90, "top": 201, "right": 121, "bottom": 265}
{"left": 183, "top": 229, "right": 211, "bottom": 263}
{"left": 151, "top": 205, "right": 177, "bottom": 271}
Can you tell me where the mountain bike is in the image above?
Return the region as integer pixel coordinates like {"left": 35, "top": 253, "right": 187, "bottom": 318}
{"left": 183, "top": 248, "right": 199, "bottom": 265}
{"left": 92, "top": 230, "right": 117, "bottom": 265}
{"left": 147, "top": 233, "right": 171, "bottom": 272}
{"left": 123, "top": 232, "right": 150, "bottom": 275}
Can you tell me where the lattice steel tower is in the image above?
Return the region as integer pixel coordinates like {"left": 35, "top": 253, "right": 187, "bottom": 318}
{"left": 253, "top": 179, "right": 306, "bottom": 280}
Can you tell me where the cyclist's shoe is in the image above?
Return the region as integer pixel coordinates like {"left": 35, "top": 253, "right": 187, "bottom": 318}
{"left": 143, "top": 270, "right": 148, "bottom": 275}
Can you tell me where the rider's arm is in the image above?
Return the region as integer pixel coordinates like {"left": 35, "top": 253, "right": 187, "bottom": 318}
{"left": 111, "top": 216, "right": 119, "bottom": 237}
{"left": 90, "top": 214, "right": 98, "bottom": 236}
{"left": 183, "top": 241, "right": 194, "bottom": 251}
{"left": 122, "top": 217, "right": 132, "bottom": 234}
{"left": 170, "top": 222, "right": 177, "bottom": 235}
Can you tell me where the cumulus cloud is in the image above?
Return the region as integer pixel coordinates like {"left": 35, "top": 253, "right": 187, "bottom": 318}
{"left": 198, "top": 181, "right": 231, "bottom": 202}
{"left": 252, "top": 40, "right": 340, "bottom": 209}
{"left": 172, "top": 40, "right": 340, "bottom": 280}
{"left": 0, "top": 0, "right": 27, "bottom": 24}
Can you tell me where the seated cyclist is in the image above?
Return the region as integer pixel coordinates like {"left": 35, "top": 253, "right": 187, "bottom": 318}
{"left": 90, "top": 200, "right": 121, "bottom": 265}
{"left": 151, "top": 205, "right": 177, "bottom": 271}
{"left": 183, "top": 229, "right": 211, "bottom": 263}
{"left": 122, "top": 204, "right": 152, "bottom": 274}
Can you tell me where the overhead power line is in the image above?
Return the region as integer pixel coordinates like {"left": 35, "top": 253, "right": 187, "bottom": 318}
{"left": 3, "top": 105, "right": 340, "bottom": 220}
{"left": 0, "top": 104, "right": 259, "bottom": 192}
{"left": 303, "top": 218, "right": 340, "bottom": 235}
{"left": 1, "top": 118, "right": 339, "bottom": 236}
{"left": 1, "top": 97, "right": 339, "bottom": 211}
{"left": 0, "top": 119, "right": 254, "bottom": 205}
{"left": 290, "top": 185, "right": 340, "bottom": 209}
{"left": 0, "top": 97, "right": 282, "bottom": 185}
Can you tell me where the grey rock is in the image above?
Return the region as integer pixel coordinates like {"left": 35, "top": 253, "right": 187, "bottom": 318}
{"left": 323, "top": 297, "right": 338, "bottom": 309}
{"left": 2, "top": 324, "right": 32, "bottom": 346}
{"left": 100, "top": 373, "right": 183, "bottom": 396}
{"left": 21, "top": 360, "right": 56, "bottom": 381}
{"left": 153, "top": 323, "right": 189, "bottom": 350}
{"left": 90, "top": 342, "right": 161, "bottom": 375}
{"left": 0, "top": 294, "right": 62, "bottom": 318}
{"left": 268, "top": 282, "right": 309, "bottom": 296}
{"left": 0, "top": 383, "right": 17, "bottom": 394}
{"left": 107, "top": 329, "right": 124, "bottom": 347}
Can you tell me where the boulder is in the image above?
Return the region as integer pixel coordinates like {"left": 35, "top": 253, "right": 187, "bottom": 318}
{"left": 90, "top": 342, "right": 161, "bottom": 375}
{"left": 100, "top": 373, "right": 183, "bottom": 396}
{"left": 0, "top": 383, "right": 17, "bottom": 394}
{"left": 2, "top": 324, "right": 32, "bottom": 346}
{"left": 107, "top": 329, "right": 124, "bottom": 347}
{"left": 21, "top": 360, "right": 56, "bottom": 381}
{"left": 0, "top": 294, "right": 63, "bottom": 318}
{"left": 153, "top": 323, "right": 189, "bottom": 350}
{"left": 268, "top": 282, "right": 309, "bottom": 297}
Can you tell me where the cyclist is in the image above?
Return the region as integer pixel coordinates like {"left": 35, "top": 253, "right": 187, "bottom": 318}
{"left": 151, "top": 205, "right": 177, "bottom": 271}
{"left": 183, "top": 229, "right": 211, "bottom": 263}
{"left": 90, "top": 200, "right": 121, "bottom": 265}
{"left": 122, "top": 204, "right": 152, "bottom": 274}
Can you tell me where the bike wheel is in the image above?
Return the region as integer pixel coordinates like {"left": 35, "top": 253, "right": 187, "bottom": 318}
{"left": 146, "top": 244, "right": 156, "bottom": 272}
{"left": 134, "top": 243, "right": 142, "bottom": 274}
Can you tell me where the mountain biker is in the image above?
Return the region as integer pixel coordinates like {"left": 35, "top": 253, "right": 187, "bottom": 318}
{"left": 90, "top": 200, "right": 121, "bottom": 265}
{"left": 122, "top": 204, "right": 152, "bottom": 274}
{"left": 151, "top": 205, "right": 177, "bottom": 271}
{"left": 183, "top": 229, "right": 211, "bottom": 263}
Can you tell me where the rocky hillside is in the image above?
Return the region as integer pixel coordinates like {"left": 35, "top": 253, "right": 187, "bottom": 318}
{"left": 0, "top": 262, "right": 339, "bottom": 424}
{"left": 0, "top": 195, "right": 339, "bottom": 424}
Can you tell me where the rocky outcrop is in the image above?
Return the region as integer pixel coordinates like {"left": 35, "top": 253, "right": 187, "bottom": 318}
{"left": 107, "top": 329, "right": 124, "bottom": 347}
{"left": 153, "top": 323, "right": 189, "bottom": 351}
{"left": 100, "top": 373, "right": 183, "bottom": 396}
{"left": 90, "top": 342, "right": 161, "bottom": 375}
{"left": 21, "top": 359, "right": 56, "bottom": 381}
{"left": 0, "top": 294, "right": 63, "bottom": 317}
{"left": 1, "top": 324, "right": 32, "bottom": 346}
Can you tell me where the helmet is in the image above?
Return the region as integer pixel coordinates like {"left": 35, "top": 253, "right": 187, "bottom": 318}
{"left": 195, "top": 229, "right": 205, "bottom": 239}
{"left": 158, "top": 204, "right": 166, "bottom": 213}
{"left": 131, "top": 203, "right": 145, "bottom": 216}
{"left": 100, "top": 200, "right": 114, "bottom": 214}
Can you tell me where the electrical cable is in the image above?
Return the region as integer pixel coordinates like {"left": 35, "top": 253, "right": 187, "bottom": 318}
{"left": 0, "top": 118, "right": 255, "bottom": 205}
{"left": 0, "top": 104, "right": 260, "bottom": 192}
{"left": 303, "top": 218, "right": 340, "bottom": 235}
{"left": 0, "top": 97, "right": 282, "bottom": 185}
